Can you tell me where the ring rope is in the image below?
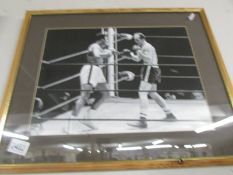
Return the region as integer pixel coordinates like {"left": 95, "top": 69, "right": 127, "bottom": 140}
{"left": 33, "top": 89, "right": 204, "bottom": 117}
{"left": 37, "top": 70, "right": 125, "bottom": 90}
{"left": 38, "top": 62, "right": 108, "bottom": 89}
{"left": 146, "top": 35, "right": 188, "bottom": 39}
{"left": 42, "top": 50, "right": 89, "bottom": 65}
{"left": 33, "top": 118, "right": 210, "bottom": 122}
{"left": 42, "top": 52, "right": 194, "bottom": 65}
{"left": 134, "top": 75, "right": 200, "bottom": 79}
{"left": 42, "top": 36, "right": 135, "bottom": 65}
{"left": 33, "top": 95, "right": 80, "bottom": 117}
{"left": 43, "top": 89, "right": 204, "bottom": 93}
{"left": 50, "top": 63, "right": 197, "bottom": 67}
{"left": 115, "top": 37, "right": 128, "bottom": 43}
{"left": 38, "top": 73, "right": 200, "bottom": 90}
{"left": 157, "top": 55, "right": 194, "bottom": 59}
{"left": 38, "top": 73, "right": 80, "bottom": 89}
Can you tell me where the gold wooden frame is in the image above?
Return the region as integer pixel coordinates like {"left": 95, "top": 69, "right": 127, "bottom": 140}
{"left": 0, "top": 8, "right": 233, "bottom": 173}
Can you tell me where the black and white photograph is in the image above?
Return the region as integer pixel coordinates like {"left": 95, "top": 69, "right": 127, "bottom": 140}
{"left": 22, "top": 27, "right": 215, "bottom": 136}
{"left": 0, "top": 8, "right": 233, "bottom": 172}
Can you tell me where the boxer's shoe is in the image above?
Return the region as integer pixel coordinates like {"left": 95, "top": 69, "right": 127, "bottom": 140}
{"left": 127, "top": 117, "right": 148, "bottom": 128}
{"left": 164, "top": 113, "right": 177, "bottom": 121}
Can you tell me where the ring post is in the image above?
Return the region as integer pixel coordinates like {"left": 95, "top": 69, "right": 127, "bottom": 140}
{"left": 107, "top": 27, "right": 115, "bottom": 96}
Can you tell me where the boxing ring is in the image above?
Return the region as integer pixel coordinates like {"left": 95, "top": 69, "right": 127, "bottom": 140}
{"left": 16, "top": 27, "right": 215, "bottom": 136}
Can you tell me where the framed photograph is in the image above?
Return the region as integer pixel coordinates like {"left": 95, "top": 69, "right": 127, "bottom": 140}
{"left": 0, "top": 8, "right": 233, "bottom": 173}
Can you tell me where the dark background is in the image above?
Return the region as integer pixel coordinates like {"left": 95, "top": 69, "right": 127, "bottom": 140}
{"left": 35, "top": 27, "right": 203, "bottom": 113}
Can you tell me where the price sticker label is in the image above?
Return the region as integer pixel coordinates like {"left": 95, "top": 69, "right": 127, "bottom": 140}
{"left": 7, "top": 139, "right": 30, "bottom": 156}
{"left": 188, "top": 13, "right": 196, "bottom": 21}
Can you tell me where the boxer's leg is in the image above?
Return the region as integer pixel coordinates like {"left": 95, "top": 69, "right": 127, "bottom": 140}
{"left": 79, "top": 83, "right": 109, "bottom": 130}
{"left": 149, "top": 84, "right": 176, "bottom": 120}
{"left": 90, "top": 83, "right": 109, "bottom": 110}
{"left": 139, "top": 81, "right": 151, "bottom": 122}
{"left": 149, "top": 84, "right": 170, "bottom": 112}
{"left": 72, "top": 84, "right": 92, "bottom": 116}
{"left": 127, "top": 81, "right": 150, "bottom": 128}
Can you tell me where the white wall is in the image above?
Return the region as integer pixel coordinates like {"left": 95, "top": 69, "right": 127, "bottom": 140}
{"left": 0, "top": 0, "right": 233, "bottom": 174}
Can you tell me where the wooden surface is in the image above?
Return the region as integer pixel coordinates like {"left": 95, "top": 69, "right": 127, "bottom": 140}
{"left": 0, "top": 157, "right": 233, "bottom": 173}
